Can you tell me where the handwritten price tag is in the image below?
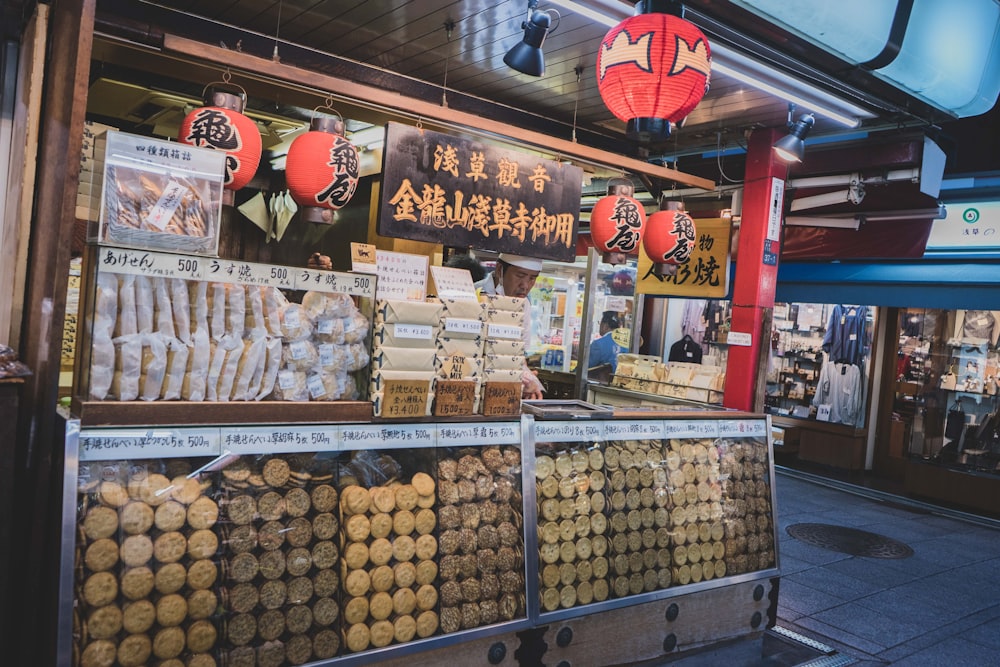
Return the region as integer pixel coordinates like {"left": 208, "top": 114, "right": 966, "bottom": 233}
{"left": 604, "top": 420, "right": 665, "bottom": 440}
{"left": 221, "top": 426, "right": 340, "bottom": 455}
{"left": 437, "top": 422, "right": 521, "bottom": 446}
{"left": 206, "top": 259, "right": 295, "bottom": 289}
{"left": 296, "top": 269, "right": 376, "bottom": 297}
{"left": 393, "top": 324, "right": 434, "bottom": 340}
{"left": 444, "top": 318, "right": 484, "bottom": 335}
{"left": 98, "top": 247, "right": 206, "bottom": 281}
{"left": 534, "top": 421, "right": 604, "bottom": 443}
{"left": 664, "top": 420, "right": 720, "bottom": 439}
{"left": 340, "top": 424, "right": 436, "bottom": 450}
{"left": 80, "top": 428, "right": 220, "bottom": 461}
{"left": 488, "top": 324, "right": 523, "bottom": 340}
{"left": 718, "top": 419, "right": 768, "bottom": 438}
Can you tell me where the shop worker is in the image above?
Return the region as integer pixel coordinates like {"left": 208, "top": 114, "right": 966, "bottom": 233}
{"left": 474, "top": 253, "right": 546, "bottom": 400}
{"left": 589, "top": 311, "right": 627, "bottom": 373}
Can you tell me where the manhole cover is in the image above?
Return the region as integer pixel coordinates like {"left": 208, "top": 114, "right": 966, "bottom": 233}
{"left": 786, "top": 523, "right": 913, "bottom": 559}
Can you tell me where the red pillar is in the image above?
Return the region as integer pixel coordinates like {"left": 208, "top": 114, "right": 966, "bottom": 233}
{"left": 723, "top": 128, "right": 788, "bottom": 411}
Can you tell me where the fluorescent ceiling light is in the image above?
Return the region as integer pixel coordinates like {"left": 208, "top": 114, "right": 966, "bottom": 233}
{"left": 785, "top": 215, "right": 861, "bottom": 230}
{"left": 548, "top": 0, "right": 877, "bottom": 128}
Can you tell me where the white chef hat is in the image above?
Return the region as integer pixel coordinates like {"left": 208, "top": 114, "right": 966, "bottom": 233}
{"left": 498, "top": 253, "right": 544, "bottom": 272}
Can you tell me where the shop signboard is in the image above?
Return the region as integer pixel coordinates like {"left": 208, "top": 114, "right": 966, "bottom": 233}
{"left": 926, "top": 200, "right": 1000, "bottom": 250}
{"left": 377, "top": 122, "right": 583, "bottom": 261}
{"left": 635, "top": 218, "right": 731, "bottom": 297}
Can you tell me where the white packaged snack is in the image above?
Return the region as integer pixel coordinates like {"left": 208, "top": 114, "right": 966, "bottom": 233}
{"left": 245, "top": 284, "right": 267, "bottom": 336}
{"left": 134, "top": 275, "right": 154, "bottom": 334}
{"left": 139, "top": 333, "right": 167, "bottom": 401}
{"left": 278, "top": 303, "right": 313, "bottom": 341}
{"left": 302, "top": 291, "right": 354, "bottom": 320}
{"left": 111, "top": 334, "right": 142, "bottom": 401}
{"left": 189, "top": 280, "right": 208, "bottom": 335}
{"left": 170, "top": 278, "right": 191, "bottom": 344}
{"left": 255, "top": 337, "right": 283, "bottom": 400}
{"left": 342, "top": 311, "right": 370, "bottom": 344}
{"left": 345, "top": 342, "right": 370, "bottom": 372}
{"left": 226, "top": 283, "right": 245, "bottom": 339}
{"left": 214, "top": 335, "right": 245, "bottom": 402}
{"left": 181, "top": 326, "right": 210, "bottom": 401}
{"left": 272, "top": 369, "right": 309, "bottom": 401}
{"left": 161, "top": 337, "right": 190, "bottom": 400}
{"left": 209, "top": 282, "right": 226, "bottom": 340}
{"left": 281, "top": 339, "right": 319, "bottom": 372}
{"left": 153, "top": 277, "right": 175, "bottom": 338}
{"left": 89, "top": 273, "right": 118, "bottom": 400}
{"left": 261, "top": 287, "right": 285, "bottom": 337}
{"left": 116, "top": 274, "right": 138, "bottom": 337}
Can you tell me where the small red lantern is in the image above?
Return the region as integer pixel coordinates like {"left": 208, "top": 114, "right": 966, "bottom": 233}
{"left": 644, "top": 201, "right": 697, "bottom": 275}
{"left": 590, "top": 177, "right": 646, "bottom": 264}
{"left": 285, "top": 113, "right": 360, "bottom": 224}
{"left": 596, "top": 9, "right": 711, "bottom": 144}
{"left": 178, "top": 81, "right": 262, "bottom": 205}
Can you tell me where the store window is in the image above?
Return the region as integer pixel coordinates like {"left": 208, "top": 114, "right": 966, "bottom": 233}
{"left": 765, "top": 302, "right": 875, "bottom": 427}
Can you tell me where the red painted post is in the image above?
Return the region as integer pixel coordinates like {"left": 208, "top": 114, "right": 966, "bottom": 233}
{"left": 723, "top": 128, "right": 788, "bottom": 411}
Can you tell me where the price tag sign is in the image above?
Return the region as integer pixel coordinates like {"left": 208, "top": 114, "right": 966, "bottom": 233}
{"left": 296, "top": 269, "right": 376, "bottom": 298}
{"left": 80, "top": 427, "right": 220, "bottom": 461}
{"left": 726, "top": 332, "right": 752, "bottom": 347}
{"left": 340, "top": 424, "right": 436, "bottom": 450}
{"left": 437, "top": 422, "right": 521, "bottom": 446}
{"left": 205, "top": 259, "right": 295, "bottom": 289}
{"left": 376, "top": 249, "right": 429, "bottom": 302}
{"left": 719, "top": 419, "right": 768, "bottom": 438}
{"left": 393, "top": 324, "right": 434, "bottom": 340}
{"left": 444, "top": 318, "right": 484, "bottom": 335}
{"left": 534, "top": 421, "right": 604, "bottom": 443}
{"left": 430, "top": 265, "right": 478, "bottom": 301}
{"left": 97, "top": 247, "right": 206, "bottom": 281}
{"left": 664, "top": 420, "right": 720, "bottom": 439}
{"left": 351, "top": 242, "right": 378, "bottom": 274}
{"left": 221, "top": 426, "right": 340, "bottom": 455}
{"left": 604, "top": 295, "right": 627, "bottom": 312}
{"left": 488, "top": 323, "right": 523, "bottom": 340}
{"left": 433, "top": 381, "right": 477, "bottom": 417}
{"left": 604, "top": 420, "right": 665, "bottom": 440}
{"left": 381, "top": 380, "right": 431, "bottom": 419}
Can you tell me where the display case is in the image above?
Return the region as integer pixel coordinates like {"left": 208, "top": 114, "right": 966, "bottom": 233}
{"left": 59, "top": 412, "right": 778, "bottom": 666}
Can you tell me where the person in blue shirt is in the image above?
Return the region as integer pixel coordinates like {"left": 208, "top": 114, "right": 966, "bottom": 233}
{"left": 589, "top": 311, "right": 627, "bottom": 373}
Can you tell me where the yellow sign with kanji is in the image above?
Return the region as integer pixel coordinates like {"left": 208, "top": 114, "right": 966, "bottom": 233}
{"left": 635, "top": 218, "right": 732, "bottom": 298}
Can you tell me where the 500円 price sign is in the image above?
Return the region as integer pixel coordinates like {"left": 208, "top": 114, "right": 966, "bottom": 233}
{"left": 80, "top": 428, "right": 221, "bottom": 460}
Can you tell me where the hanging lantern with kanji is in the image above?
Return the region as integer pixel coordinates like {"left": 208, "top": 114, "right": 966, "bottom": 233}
{"left": 644, "top": 200, "right": 697, "bottom": 275}
{"left": 589, "top": 177, "right": 646, "bottom": 264}
{"left": 178, "top": 78, "right": 262, "bottom": 205}
{"left": 596, "top": 3, "right": 711, "bottom": 144}
{"left": 285, "top": 109, "right": 360, "bottom": 225}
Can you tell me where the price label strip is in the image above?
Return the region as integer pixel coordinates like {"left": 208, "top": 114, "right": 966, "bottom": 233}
{"left": 80, "top": 427, "right": 220, "bottom": 461}
{"left": 437, "top": 422, "right": 521, "bottom": 447}
{"left": 664, "top": 420, "right": 720, "bottom": 439}
{"left": 718, "top": 419, "right": 769, "bottom": 438}
{"left": 97, "top": 246, "right": 206, "bottom": 281}
{"left": 205, "top": 258, "right": 296, "bottom": 289}
{"left": 296, "top": 269, "right": 377, "bottom": 298}
{"left": 340, "top": 424, "right": 437, "bottom": 450}
{"left": 604, "top": 420, "right": 665, "bottom": 441}
{"left": 221, "top": 426, "right": 341, "bottom": 455}
{"left": 534, "top": 421, "right": 604, "bottom": 443}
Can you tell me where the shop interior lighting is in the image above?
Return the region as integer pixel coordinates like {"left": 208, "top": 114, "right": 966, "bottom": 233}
{"left": 548, "top": 0, "right": 875, "bottom": 127}
{"left": 773, "top": 106, "right": 816, "bottom": 162}
{"left": 504, "top": 1, "right": 559, "bottom": 76}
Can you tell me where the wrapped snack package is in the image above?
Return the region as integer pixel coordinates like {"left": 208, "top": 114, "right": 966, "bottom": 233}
{"left": 483, "top": 368, "right": 522, "bottom": 384}
{"left": 342, "top": 311, "right": 369, "bottom": 344}
{"left": 345, "top": 342, "right": 370, "bottom": 372}
{"left": 215, "top": 335, "right": 246, "bottom": 401}
{"left": 209, "top": 282, "right": 226, "bottom": 340}
{"left": 375, "top": 299, "right": 443, "bottom": 325}
{"left": 170, "top": 278, "right": 191, "bottom": 344}
{"left": 245, "top": 284, "right": 266, "bottom": 336}
{"left": 485, "top": 354, "right": 523, "bottom": 371}
{"left": 153, "top": 277, "right": 175, "bottom": 338}
{"left": 244, "top": 335, "right": 270, "bottom": 400}
{"left": 306, "top": 370, "right": 345, "bottom": 401}
{"left": 371, "top": 346, "right": 435, "bottom": 372}
{"left": 437, "top": 336, "right": 484, "bottom": 358}
{"left": 181, "top": 327, "right": 210, "bottom": 401}
{"left": 485, "top": 339, "right": 525, "bottom": 356}
{"left": 486, "top": 309, "right": 525, "bottom": 327}
{"left": 483, "top": 294, "right": 526, "bottom": 312}
{"left": 139, "top": 333, "right": 167, "bottom": 401}
{"left": 342, "top": 374, "right": 359, "bottom": 400}
{"left": 231, "top": 335, "right": 265, "bottom": 401}
{"left": 440, "top": 298, "right": 487, "bottom": 321}
{"left": 302, "top": 291, "right": 354, "bottom": 319}
{"left": 272, "top": 369, "right": 309, "bottom": 401}
{"left": 279, "top": 302, "right": 313, "bottom": 341}
{"left": 111, "top": 334, "right": 142, "bottom": 400}
{"left": 255, "top": 337, "right": 282, "bottom": 400}
{"left": 161, "top": 337, "right": 190, "bottom": 400}
{"left": 316, "top": 342, "right": 349, "bottom": 371}
{"left": 134, "top": 275, "right": 154, "bottom": 334}
{"left": 312, "top": 316, "right": 345, "bottom": 344}
{"left": 116, "top": 274, "right": 138, "bottom": 337}
{"left": 281, "top": 338, "right": 319, "bottom": 372}
{"left": 205, "top": 339, "right": 224, "bottom": 401}
{"left": 189, "top": 280, "right": 208, "bottom": 334}
{"left": 89, "top": 273, "right": 118, "bottom": 400}
{"left": 261, "top": 286, "right": 285, "bottom": 337}
{"left": 227, "top": 283, "right": 245, "bottom": 339}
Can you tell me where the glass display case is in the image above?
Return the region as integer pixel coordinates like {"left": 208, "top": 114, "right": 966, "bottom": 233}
{"left": 60, "top": 413, "right": 778, "bottom": 666}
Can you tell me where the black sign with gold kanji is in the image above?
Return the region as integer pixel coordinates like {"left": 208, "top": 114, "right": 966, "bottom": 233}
{"left": 377, "top": 122, "right": 583, "bottom": 261}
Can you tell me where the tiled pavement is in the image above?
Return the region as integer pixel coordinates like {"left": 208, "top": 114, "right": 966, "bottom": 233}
{"left": 774, "top": 471, "right": 1000, "bottom": 666}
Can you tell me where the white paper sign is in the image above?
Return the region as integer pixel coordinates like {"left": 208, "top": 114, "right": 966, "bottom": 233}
{"left": 444, "top": 318, "right": 484, "bottom": 335}
{"left": 437, "top": 422, "right": 521, "bottom": 446}
{"left": 221, "top": 426, "right": 340, "bottom": 454}
{"left": 727, "top": 332, "right": 752, "bottom": 347}
{"left": 340, "top": 424, "right": 436, "bottom": 450}
{"left": 144, "top": 180, "right": 188, "bottom": 230}
{"left": 80, "top": 428, "right": 220, "bottom": 461}
{"left": 206, "top": 259, "right": 295, "bottom": 289}
{"left": 604, "top": 420, "right": 665, "bottom": 440}
{"left": 719, "top": 419, "right": 769, "bottom": 438}
{"left": 376, "top": 249, "right": 429, "bottom": 301}
{"left": 296, "top": 269, "right": 376, "bottom": 297}
{"left": 664, "top": 420, "right": 720, "bottom": 439}
{"left": 97, "top": 247, "right": 206, "bottom": 281}
{"left": 393, "top": 324, "right": 434, "bottom": 340}
{"left": 534, "top": 421, "right": 604, "bottom": 443}
{"left": 430, "top": 265, "right": 479, "bottom": 301}
{"left": 767, "top": 177, "right": 785, "bottom": 241}
{"left": 488, "top": 323, "right": 523, "bottom": 340}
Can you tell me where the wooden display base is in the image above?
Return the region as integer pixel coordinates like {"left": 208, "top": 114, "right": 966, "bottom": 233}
{"left": 73, "top": 399, "right": 373, "bottom": 427}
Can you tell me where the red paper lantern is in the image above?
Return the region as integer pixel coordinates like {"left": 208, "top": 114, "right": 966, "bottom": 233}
{"left": 644, "top": 203, "right": 697, "bottom": 274}
{"left": 596, "top": 11, "right": 711, "bottom": 143}
{"left": 589, "top": 177, "right": 646, "bottom": 263}
{"left": 178, "top": 85, "right": 262, "bottom": 204}
{"left": 285, "top": 115, "right": 360, "bottom": 224}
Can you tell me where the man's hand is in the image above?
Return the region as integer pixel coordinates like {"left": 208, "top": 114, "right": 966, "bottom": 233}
{"left": 521, "top": 369, "right": 545, "bottom": 401}
{"left": 308, "top": 253, "right": 333, "bottom": 270}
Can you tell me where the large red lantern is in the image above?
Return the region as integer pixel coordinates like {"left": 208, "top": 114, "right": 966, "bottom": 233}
{"left": 178, "top": 82, "right": 262, "bottom": 205}
{"left": 644, "top": 201, "right": 697, "bottom": 275}
{"left": 589, "top": 177, "right": 646, "bottom": 264}
{"left": 596, "top": 9, "right": 711, "bottom": 144}
{"left": 285, "top": 113, "right": 360, "bottom": 224}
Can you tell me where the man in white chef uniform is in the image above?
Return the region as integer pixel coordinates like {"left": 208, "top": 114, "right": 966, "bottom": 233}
{"left": 473, "top": 253, "right": 546, "bottom": 400}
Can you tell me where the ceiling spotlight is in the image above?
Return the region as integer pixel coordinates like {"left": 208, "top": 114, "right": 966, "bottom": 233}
{"left": 504, "top": 2, "right": 558, "bottom": 76}
{"left": 773, "top": 107, "right": 816, "bottom": 163}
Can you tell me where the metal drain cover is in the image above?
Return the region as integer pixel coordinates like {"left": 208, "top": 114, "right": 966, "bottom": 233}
{"left": 786, "top": 523, "right": 914, "bottom": 559}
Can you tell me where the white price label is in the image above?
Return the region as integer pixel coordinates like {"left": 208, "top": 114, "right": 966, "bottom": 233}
{"left": 144, "top": 180, "right": 188, "bottom": 231}
{"left": 97, "top": 247, "right": 206, "bottom": 281}
{"left": 80, "top": 428, "right": 220, "bottom": 461}
{"left": 318, "top": 344, "right": 335, "bottom": 367}
{"left": 393, "top": 324, "right": 434, "bottom": 340}
{"left": 664, "top": 420, "right": 720, "bottom": 439}
{"left": 604, "top": 420, "right": 665, "bottom": 440}
{"left": 340, "top": 424, "right": 436, "bottom": 450}
{"left": 534, "top": 421, "right": 604, "bottom": 443}
{"left": 727, "top": 332, "right": 753, "bottom": 347}
{"left": 205, "top": 259, "right": 295, "bottom": 289}
{"left": 316, "top": 319, "right": 334, "bottom": 335}
{"left": 296, "top": 269, "right": 375, "bottom": 298}
{"left": 289, "top": 340, "right": 309, "bottom": 361}
{"left": 221, "top": 426, "right": 339, "bottom": 454}
{"left": 306, "top": 374, "right": 327, "bottom": 399}
{"left": 444, "top": 318, "right": 483, "bottom": 335}
{"left": 488, "top": 324, "right": 523, "bottom": 340}
{"left": 719, "top": 420, "right": 768, "bottom": 438}
{"left": 437, "top": 422, "right": 521, "bottom": 446}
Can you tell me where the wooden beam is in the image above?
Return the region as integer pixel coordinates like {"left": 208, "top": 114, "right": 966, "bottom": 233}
{"left": 162, "top": 35, "right": 716, "bottom": 192}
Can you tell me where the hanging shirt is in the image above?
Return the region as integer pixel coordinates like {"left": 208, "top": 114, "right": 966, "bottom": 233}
{"left": 813, "top": 361, "right": 863, "bottom": 426}
{"left": 822, "top": 305, "right": 867, "bottom": 366}
{"left": 668, "top": 335, "right": 703, "bottom": 364}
